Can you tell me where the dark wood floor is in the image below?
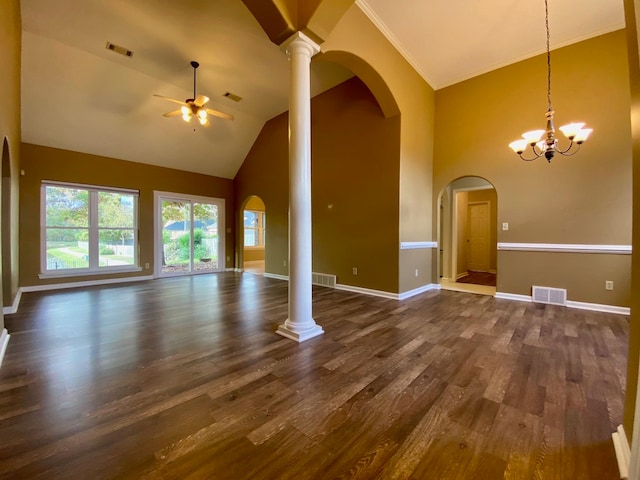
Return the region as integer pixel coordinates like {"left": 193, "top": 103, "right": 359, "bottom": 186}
{"left": 457, "top": 271, "right": 497, "bottom": 287}
{"left": 0, "top": 273, "right": 628, "bottom": 479}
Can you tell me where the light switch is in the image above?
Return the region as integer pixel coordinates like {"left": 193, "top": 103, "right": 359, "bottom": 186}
{"left": 502, "top": 222, "right": 509, "bottom": 231}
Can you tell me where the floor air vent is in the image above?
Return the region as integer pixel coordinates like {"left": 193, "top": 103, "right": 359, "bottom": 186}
{"left": 532, "top": 286, "right": 567, "bottom": 306}
{"left": 312, "top": 272, "right": 336, "bottom": 288}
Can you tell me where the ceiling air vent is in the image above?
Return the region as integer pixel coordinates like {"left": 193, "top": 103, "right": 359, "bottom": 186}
{"left": 223, "top": 92, "right": 242, "bottom": 102}
{"left": 105, "top": 42, "right": 134, "bottom": 58}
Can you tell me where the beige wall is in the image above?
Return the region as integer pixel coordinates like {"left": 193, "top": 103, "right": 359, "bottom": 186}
{"left": 434, "top": 30, "right": 632, "bottom": 307}
{"left": 624, "top": 0, "right": 640, "bottom": 439}
{"left": 20, "top": 144, "right": 234, "bottom": 287}
{"left": 0, "top": 0, "right": 21, "bottom": 323}
{"left": 234, "top": 76, "right": 401, "bottom": 292}
{"left": 322, "top": 4, "right": 435, "bottom": 293}
{"left": 456, "top": 191, "right": 469, "bottom": 277}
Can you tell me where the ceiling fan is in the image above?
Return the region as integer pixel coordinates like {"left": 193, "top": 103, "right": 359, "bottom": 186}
{"left": 154, "top": 61, "right": 234, "bottom": 127}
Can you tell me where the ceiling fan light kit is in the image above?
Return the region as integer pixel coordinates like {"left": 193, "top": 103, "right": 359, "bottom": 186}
{"left": 154, "top": 60, "right": 234, "bottom": 128}
{"left": 508, "top": 0, "right": 592, "bottom": 162}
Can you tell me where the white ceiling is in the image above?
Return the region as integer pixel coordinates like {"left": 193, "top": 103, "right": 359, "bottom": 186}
{"left": 20, "top": 0, "right": 626, "bottom": 179}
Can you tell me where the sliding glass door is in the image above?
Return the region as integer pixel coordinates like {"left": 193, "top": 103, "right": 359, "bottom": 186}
{"left": 155, "top": 192, "right": 225, "bottom": 277}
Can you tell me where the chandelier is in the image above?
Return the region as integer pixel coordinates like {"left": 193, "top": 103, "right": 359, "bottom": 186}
{"left": 508, "top": 0, "right": 592, "bottom": 162}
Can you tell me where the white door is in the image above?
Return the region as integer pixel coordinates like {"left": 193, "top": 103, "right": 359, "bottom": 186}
{"left": 155, "top": 192, "right": 225, "bottom": 277}
{"left": 467, "top": 202, "right": 490, "bottom": 272}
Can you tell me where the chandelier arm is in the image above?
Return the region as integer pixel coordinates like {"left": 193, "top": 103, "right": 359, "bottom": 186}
{"left": 519, "top": 146, "right": 543, "bottom": 162}
{"left": 556, "top": 142, "right": 582, "bottom": 156}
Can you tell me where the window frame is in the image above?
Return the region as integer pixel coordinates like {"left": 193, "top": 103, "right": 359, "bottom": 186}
{"left": 243, "top": 209, "right": 265, "bottom": 249}
{"left": 40, "top": 181, "right": 141, "bottom": 278}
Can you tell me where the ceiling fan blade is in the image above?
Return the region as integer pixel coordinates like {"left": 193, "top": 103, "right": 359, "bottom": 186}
{"left": 194, "top": 95, "right": 210, "bottom": 107}
{"left": 153, "top": 94, "right": 188, "bottom": 107}
{"left": 162, "top": 109, "right": 182, "bottom": 117}
{"left": 205, "top": 108, "right": 234, "bottom": 121}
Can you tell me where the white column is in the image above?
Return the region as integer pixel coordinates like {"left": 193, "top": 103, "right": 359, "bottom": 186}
{"left": 276, "top": 32, "right": 324, "bottom": 343}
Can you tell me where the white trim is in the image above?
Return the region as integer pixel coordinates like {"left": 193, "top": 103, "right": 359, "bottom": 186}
{"left": 21, "top": 274, "right": 154, "bottom": 293}
{"left": 3, "top": 289, "right": 22, "bottom": 315}
{"left": 495, "top": 291, "right": 630, "bottom": 315}
{"left": 497, "top": 243, "right": 632, "bottom": 254}
{"left": 566, "top": 301, "right": 630, "bottom": 316}
{"left": 354, "top": 0, "right": 436, "bottom": 88}
{"left": 495, "top": 292, "right": 533, "bottom": 303}
{"left": 400, "top": 241, "right": 438, "bottom": 250}
{"left": 39, "top": 266, "right": 142, "bottom": 279}
{"left": 335, "top": 282, "right": 440, "bottom": 300}
{"left": 0, "top": 328, "right": 9, "bottom": 368}
{"left": 263, "top": 273, "right": 289, "bottom": 281}
{"left": 42, "top": 180, "right": 139, "bottom": 195}
{"left": 613, "top": 424, "right": 630, "bottom": 479}
{"left": 335, "top": 283, "right": 398, "bottom": 299}
{"left": 398, "top": 283, "right": 440, "bottom": 300}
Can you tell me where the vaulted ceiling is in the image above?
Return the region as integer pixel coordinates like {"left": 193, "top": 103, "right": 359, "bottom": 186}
{"left": 20, "top": 0, "right": 625, "bottom": 179}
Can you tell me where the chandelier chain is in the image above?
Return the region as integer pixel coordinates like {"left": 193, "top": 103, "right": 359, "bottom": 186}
{"left": 545, "top": 0, "right": 552, "bottom": 111}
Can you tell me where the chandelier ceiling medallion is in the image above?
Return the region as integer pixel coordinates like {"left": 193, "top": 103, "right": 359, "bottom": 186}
{"left": 508, "top": 0, "right": 592, "bottom": 162}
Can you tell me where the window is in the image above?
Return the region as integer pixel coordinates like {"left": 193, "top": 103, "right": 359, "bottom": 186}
{"left": 244, "top": 210, "right": 265, "bottom": 247}
{"left": 42, "top": 182, "right": 139, "bottom": 276}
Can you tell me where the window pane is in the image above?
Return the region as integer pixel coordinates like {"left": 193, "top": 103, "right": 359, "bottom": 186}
{"left": 46, "top": 228, "right": 89, "bottom": 270}
{"left": 99, "top": 229, "right": 135, "bottom": 266}
{"left": 245, "top": 228, "right": 259, "bottom": 247}
{"left": 244, "top": 211, "right": 257, "bottom": 227}
{"left": 46, "top": 186, "right": 88, "bottom": 227}
{"left": 99, "top": 192, "right": 135, "bottom": 228}
{"left": 194, "top": 202, "right": 218, "bottom": 271}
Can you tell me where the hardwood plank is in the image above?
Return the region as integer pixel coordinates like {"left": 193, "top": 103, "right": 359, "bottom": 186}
{"left": 0, "top": 273, "right": 628, "bottom": 479}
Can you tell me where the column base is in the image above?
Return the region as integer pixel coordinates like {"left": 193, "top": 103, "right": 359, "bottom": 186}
{"left": 276, "top": 321, "right": 324, "bottom": 343}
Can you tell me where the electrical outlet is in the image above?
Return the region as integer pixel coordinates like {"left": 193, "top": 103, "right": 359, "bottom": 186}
{"left": 352, "top": 267, "right": 358, "bottom": 275}
{"left": 145, "top": 263, "right": 150, "bottom": 269}
{"left": 605, "top": 280, "right": 614, "bottom": 290}
{"left": 283, "top": 260, "right": 287, "bottom": 267}
{"left": 415, "top": 269, "right": 419, "bottom": 277}
{"left": 226, "top": 256, "right": 230, "bottom": 262}
{"left": 502, "top": 222, "right": 509, "bottom": 231}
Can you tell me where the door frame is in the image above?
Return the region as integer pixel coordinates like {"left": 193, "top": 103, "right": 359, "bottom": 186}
{"left": 153, "top": 191, "right": 225, "bottom": 278}
{"left": 450, "top": 185, "right": 494, "bottom": 282}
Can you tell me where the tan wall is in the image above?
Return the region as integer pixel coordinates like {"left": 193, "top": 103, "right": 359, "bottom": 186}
{"left": 434, "top": 30, "right": 632, "bottom": 306}
{"left": 321, "top": 4, "right": 435, "bottom": 293}
{"left": 234, "top": 76, "right": 401, "bottom": 292}
{"left": 456, "top": 191, "right": 468, "bottom": 277}
{"left": 624, "top": 0, "right": 640, "bottom": 438}
{"left": 0, "top": 0, "right": 21, "bottom": 323}
{"left": 20, "top": 143, "right": 234, "bottom": 287}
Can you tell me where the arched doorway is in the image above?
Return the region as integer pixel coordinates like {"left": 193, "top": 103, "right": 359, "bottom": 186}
{"left": 1, "top": 139, "right": 11, "bottom": 307}
{"left": 241, "top": 196, "right": 266, "bottom": 275}
{"left": 438, "top": 176, "right": 498, "bottom": 296}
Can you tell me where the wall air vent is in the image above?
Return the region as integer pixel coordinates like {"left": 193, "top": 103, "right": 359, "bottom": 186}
{"left": 532, "top": 286, "right": 567, "bottom": 306}
{"left": 223, "top": 92, "right": 242, "bottom": 102}
{"left": 312, "top": 272, "right": 336, "bottom": 288}
{"left": 105, "top": 42, "right": 134, "bottom": 57}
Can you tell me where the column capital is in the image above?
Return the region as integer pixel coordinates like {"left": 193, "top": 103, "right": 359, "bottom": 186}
{"left": 281, "top": 31, "right": 321, "bottom": 57}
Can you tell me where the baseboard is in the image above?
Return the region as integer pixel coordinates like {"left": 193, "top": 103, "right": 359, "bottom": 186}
{"left": 20, "top": 274, "right": 155, "bottom": 293}
{"left": 398, "top": 283, "right": 440, "bottom": 300}
{"left": 612, "top": 424, "right": 630, "bottom": 479}
{"left": 263, "top": 273, "right": 289, "bottom": 281}
{"left": 0, "top": 328, "right": 9, "bottom": 368}
{"left": 495, "top": 291, "right": 630, "bottom": 315}
{"left": 335, "top": 283, "right": 440, "bottom": 300}
{"left": 3, "top": 289, "right": 22, "bottom": 315}
{"left": 566, "top": 301, "right": 630, "bottom": 316}
{"left": 495, "top": 292, "right": 532, "bottom": 303}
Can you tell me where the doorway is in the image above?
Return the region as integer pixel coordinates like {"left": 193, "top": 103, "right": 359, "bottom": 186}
{"left": 438, "top": 176, "right": 497, "bottom": 295}
{"left": 241, "top": 196, "right": 265, "bottom": 275}
{"left": 155, "top": 192, "right": 225, "bottom": 277}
